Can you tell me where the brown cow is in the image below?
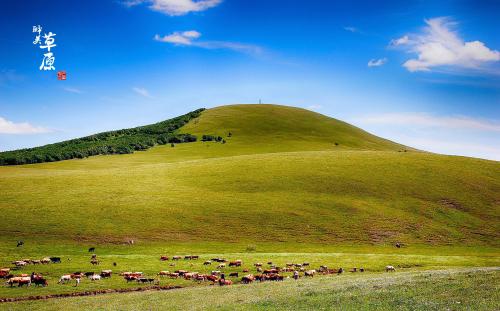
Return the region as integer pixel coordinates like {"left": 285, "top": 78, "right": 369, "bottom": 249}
{"left": 160, "top": 256, "right": 169, "bottom": 261}
{"left": 218, "top": 279, "right": 232, "bottom": 286}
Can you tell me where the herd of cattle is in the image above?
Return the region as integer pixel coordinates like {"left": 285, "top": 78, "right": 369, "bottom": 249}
{"left": 2, "top": 255, "right": 397, "bottom": 288}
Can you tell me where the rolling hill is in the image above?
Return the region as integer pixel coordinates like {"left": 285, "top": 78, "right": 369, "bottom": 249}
{"left": 0, "top": 104, "right": 498, "bottom": 247}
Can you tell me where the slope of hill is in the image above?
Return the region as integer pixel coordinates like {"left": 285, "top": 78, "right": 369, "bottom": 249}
{"left": 0, "top": 104, "right": 498, "bottom": 247}
{"left": 0, "top": 109, "right": 204, "bottom": 165}
{"left": 179, "top": 104, "right": 410, "bottom": 153}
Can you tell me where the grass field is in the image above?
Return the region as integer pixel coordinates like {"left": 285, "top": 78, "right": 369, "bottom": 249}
{"left": 0, "top": 105, "right": 498, "bottom": 246}
{"left": 3, "top": 267, "right": 499, "bottom": 310}
{"left": 0, "top": 104, "right": 498, "bottom": 307}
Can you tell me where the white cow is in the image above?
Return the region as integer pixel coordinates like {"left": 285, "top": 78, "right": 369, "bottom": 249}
{"left": 89, "top": 274, "right": 101, "bottom": 281}
{"left": 58, "top": 275, "right": 72, "bottom": 284}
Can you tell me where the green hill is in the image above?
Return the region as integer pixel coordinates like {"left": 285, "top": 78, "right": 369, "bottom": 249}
{"left": 0, "top": 104, "right": 498, "bottom": 247}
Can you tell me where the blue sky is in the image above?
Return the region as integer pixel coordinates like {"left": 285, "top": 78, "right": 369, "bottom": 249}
{"left": 1, "top": 0, "right": 499, "bottom": 159}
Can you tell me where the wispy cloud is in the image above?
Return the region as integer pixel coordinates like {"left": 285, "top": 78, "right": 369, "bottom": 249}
{"left": 343, "top": 26, "right": 358, "bottom": 33}
{"left": 132, "top": 87, "right": 153, "bottom": 98}
{"left": 63, "top": 87, "right": 83, "bottom": 94}
{"left": 0, "top": 117, "right": 52, "bottom": 134}
{"left": 123, "top": 0, "right": 221, "bottom": 16}
{"left": 154, "top": 30, "right": 263, "bottom": 56}
{"left": 354, "top": 113, "right": 500, "bottom": 132}
{"left": 391, "top": 17, "right": 500, "bottom": 73}
{"left": 0, "top": 69, "right": 23, "bottom": 86}
{"left": 307, "top": 104, "right": 322, "bottom": 110}
{"left": 368, "top": 58, "right": 387, "bottom": 67}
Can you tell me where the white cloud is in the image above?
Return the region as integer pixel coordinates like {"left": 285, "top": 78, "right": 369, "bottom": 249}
{"left": 154, "top": 31, "right": 263, "bottom": 56}
{"left": 63, "top": 87, "right": 83, "bottom": 94}
{"left": 343, "top": 26, "right": 358, "bottom": 33}
{"left": 307, "top": 104, "right": 322, "bottom": 110}
{"left": 355, "top": 113, "right": 500, "bottom": 132}
{"left": 368, "top": 58, "right": 387, "bottom": 67}
{"left": 124, "top": 0, "right": 221, "bottom": 16}
{"left": 392, "top": 17, "right": 500, "bottom": 72}
{"left": 154, "top": 30, "right": 201, "bottom": 45}
{"left": 351, "top": 112, "right": 500, "bottom": 160}
{"left": 0, "top": 117, "right": 52, "bottom": 134}
{"left": 132, "top": 87, "right": 153, "bottom": 98}
{"left": 390, "top": 35, "right": 410, "bottom": 46}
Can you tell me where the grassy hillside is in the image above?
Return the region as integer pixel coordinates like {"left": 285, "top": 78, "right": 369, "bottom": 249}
{"left": 179, "top": 104, "right": 410, "bottom": 154}
{"left": 0, "top": 104, "right": 498, "bottom": 246}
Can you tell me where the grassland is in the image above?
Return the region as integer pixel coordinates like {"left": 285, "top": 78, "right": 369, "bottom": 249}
{"left": 0, "top": 105, "right": 498, "bottom": 246}
{"left": 0, "top": 104, "right": 498, "bottom": 307}
{"left": 3, "top": 267, "right": 499, "bottom": 310}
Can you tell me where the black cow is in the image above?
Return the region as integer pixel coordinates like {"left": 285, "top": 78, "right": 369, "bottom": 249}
{"left": 88, "top": 247, "right": 95, "bottom": 252}
{"left": 50, "top": 257, "right": 61, "bottom": 263}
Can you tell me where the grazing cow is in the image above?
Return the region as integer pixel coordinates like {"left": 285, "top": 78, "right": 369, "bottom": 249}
{"left": 172, "top": 256, "right": 182, "bottom": 261}
{"left": 218, "top": 279, "right": 232, "bottom": 286}
{"left": 174, "top": 270, "right": 188, "bottom": 276}
{"left": 17, "top": 241, "right": 24, "bottom": 247}
{"left": 13, "top": 261, "right": 27, "bottom": 267}
{"left": 41, "top": 258, "right": 50, "bottom": 264}
{"left": 158, "top": 271, "right": 169, "bottom": 277}
{"left": 32, "top": 260, "right": 41, "bottom": 265}
{"left": 50, "top": 257, "right": 61, "bottom": 264}
{"left": 350, "top": 268, "right": 357, "bottom": 273}
{"left": 395, "top": 242, "right": 401, "bottom": 248}
{"left": 100, "top": 270, "right": 112, "bottom": 278}
{"left": 8, "top": 277, "right": 31, "bottom": 287}
{"left": 267, "top": 262, "right": 273, "bottom": 265}
{"left": 211, "top": 270, "right": 221, "bottom": 276}
{"left": 360, "top": 268, "right": 365, "bottom": 272}
{"left": 305, "top": 270, "right": 316, "bottom": 277}
{"left": 184, "top": 255, "right": 192, "bottom": 260}
{"left": 256, "top": 267, "right": 263, "bottom": 272}
{"left": 254, "top": 263, "right": 263, "bottom": 267}
{"left": 160, "top": 256, "right": 169, "bottom": 261}
{"left": 32, "top": 277, "right": 48, "bottom": 287}
{"left": 217, "top": 263, "right": 226, "bottom": 269}
{"left": 229, "top": 272, "right": 238, "bottom": 277}
{"left": 167, "top": 273, "right": 179, "bottom": 278}
{"left": 386, "top": 265, "right": 396, "bottom": 272}
{"left": 241, "top": 274, "right": 255, "bottom": 284}
{"left": 203, "top": 261, "right": 212, "bottom": 265}
{"left": 90, "top": 274, "right": 101, "bottom": 281}
{"left": 293, "top": 271, "right": 299, "bottom": 280}
{"left": 191, "top": 255, "right": 199, "bottom": 260}
{"left": 228, "top": 260, "right": 242, "bottom": 267}
{"left": 184, "top": 272, "right": 198, "bottom": 280}
{"left": 0, "top": 268, "right": 11, "bottom": 278}
{"left": 263, "top": 269, "right": 278, "bottom": 274}
{"left": 338, "top": 268, "right": 344, "bottom": 274}
{"left": 268, "top": 274, "right": 284, "bottom": 281}
{"left": 85, "top": 272, "right": 95, "bottom": 278}
{"left": 137, "top": 278, "right": 155, "bottom": 284}
{"left": 319, "top": 265, "right": 328, "bottom": 272}
{"left": 91, "top": 254, "right": 97, "bottom": 259}
{"left": 205, "top": 275, "right": 217, "bottom": 282}
{"left": 211, "top": 258, "right": 226, "bottom": 263}
{"left": 286, "top": 263, "right": 294, "bottom": 267}
{"left": 88, "top": 247, "right": 95, "bottom": 253}
{"left": 303, "top": 262, "right": 310, "bottom": 266}
{"left": 242, "top": 269, "right": 249, "bottom": 273}
{"left": 91, "top": 259, "right": 99, "bottom": 265}
{"left": 58, "top": 275, "right": 72, "bottom": 284}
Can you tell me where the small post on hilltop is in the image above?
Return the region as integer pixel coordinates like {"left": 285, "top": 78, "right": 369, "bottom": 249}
{"left": 259, "top": 99, "right": 262, "bottom": 104}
